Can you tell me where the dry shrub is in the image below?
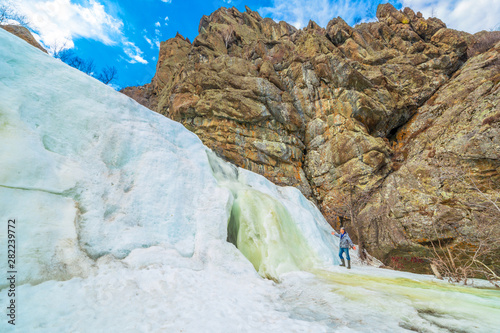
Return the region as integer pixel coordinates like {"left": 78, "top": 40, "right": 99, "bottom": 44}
{"left": 467, "top": 31, "right": 500, "bottom": 58}
{"left": 429, "top": 226, "right": 499, "bottom": 287}
{"left": 221, "top": 25, "right": 235, "bottom": 49}
{"left": 428, "top": 168, "right": 500, "bottom": 287}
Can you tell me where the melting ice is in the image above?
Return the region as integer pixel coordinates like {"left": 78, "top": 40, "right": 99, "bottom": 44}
{"left": 0, "top": 28, "right": 499, "bottom": 332}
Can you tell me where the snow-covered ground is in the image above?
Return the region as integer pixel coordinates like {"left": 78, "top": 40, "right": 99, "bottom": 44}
{"left": 0, "top": 28, "right": 499, "bottom": 332}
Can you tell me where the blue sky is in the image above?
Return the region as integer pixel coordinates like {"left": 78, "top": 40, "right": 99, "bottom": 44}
{"left": 10, "top": 0, "right": 500, "bottom": 89}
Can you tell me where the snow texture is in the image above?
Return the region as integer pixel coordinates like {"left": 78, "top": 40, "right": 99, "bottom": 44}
{"left": 0, "top": 28, "right": 499, "bottom": 332}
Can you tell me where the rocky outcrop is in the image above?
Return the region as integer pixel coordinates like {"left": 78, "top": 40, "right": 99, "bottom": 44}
{"left": 1, "top": 25, "right": 47, "bottom": 53}
{"left": 122, "top": 4, "right": 500, "bottom": 272}
{"left": 359, "top": 41, "right": 500, "bottom": 268}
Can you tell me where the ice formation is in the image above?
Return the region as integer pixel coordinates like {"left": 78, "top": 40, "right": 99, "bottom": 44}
{"left": 0, "top": 28, "right": 499, "bottom": 332}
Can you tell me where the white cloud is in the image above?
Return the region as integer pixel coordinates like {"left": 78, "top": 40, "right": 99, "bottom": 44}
{"left": 13, "top": 0, "right": 150, "bottom": 65}
{"left": 165, "top": 16, "right": 169, "bottom": 21}
{"left": 400, "top": 0, "right": 500, "bottom": 33}
{"left": 155, "top": 21, "right": 161, "bottom": 27}
{"left": 123, "top": 41, "right": 148, "bottom": 64}
{"left": 142, "top": 27, "right": 162, "bottom": 49}
{"left": 14, "top": 0, "right": 123, "bottom": 49}
{"left": 144, "top": 35, "right": 153, "bottom": 47}
{"left": 258, "top": 0, "right": 499, "bottom": 32}
{"left": 154, "top": 28, "right": 162, "bottom": 48}
{"left": 160, "top": 0, "right": 172, "bottom": 3}
{"left": 258, "top": 0, "right": 372, "bottom": 29}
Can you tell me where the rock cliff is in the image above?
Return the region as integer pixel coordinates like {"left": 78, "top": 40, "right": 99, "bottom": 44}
{"left": 1, "top": 25, "right": 47, "bottom": 53}
{"left": 122, "top": 4, "right": 500, "bottom": 273}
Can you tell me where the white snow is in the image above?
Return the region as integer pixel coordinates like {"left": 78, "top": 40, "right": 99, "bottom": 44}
{"left": 0, "top": 28, "right": 499, "bottom": 332}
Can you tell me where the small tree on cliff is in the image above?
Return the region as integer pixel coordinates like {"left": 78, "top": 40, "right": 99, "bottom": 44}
{"left": 221, "top": 25, "right": 235, "bottom": 49}
{"left": 334, "top": 177, "right": 372, "bottom": 261}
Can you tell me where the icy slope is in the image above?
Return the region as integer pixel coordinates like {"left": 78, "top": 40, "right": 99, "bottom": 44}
{"left": 0, "top": 28, "right": 499, "bottom": 333}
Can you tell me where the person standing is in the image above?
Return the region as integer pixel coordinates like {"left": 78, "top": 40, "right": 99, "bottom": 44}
{"left": 331, "top": 227, "right": 356, "bottom": 269}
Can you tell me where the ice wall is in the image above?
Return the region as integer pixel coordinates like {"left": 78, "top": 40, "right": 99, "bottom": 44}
{"left": 207, "top": 152, "right": 343, "bottom": 280}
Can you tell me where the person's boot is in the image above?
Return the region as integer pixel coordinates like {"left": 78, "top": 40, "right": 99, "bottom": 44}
{"left": 347, "top": 260, "right": 351, "bottom": 269}
{"left": 340, "top": 258, "right": 345, "bottom": 267}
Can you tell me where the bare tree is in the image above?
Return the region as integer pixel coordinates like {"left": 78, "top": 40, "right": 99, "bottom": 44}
{"left": 0, "top": 4, "right": 11, "bottom": 24}
{"left": 50, "top": 41, "right": 69, "bottom": 59}
{"left": 429, "top": 217, "right": 499, "bottom": 286}
{"left": 57, "top": 50, "right": 96, "bottom": 75}
{"left": 53, "top": 48, "right": 118, "bottom": 86}
{"left": 0, "top": 2, "right": 29, "bottom": 27}
{"left": 96, "top": 65, "right": 118, "bottom": 85}
{"left": 221, "top": 25, "right": 235, "bottom": 49}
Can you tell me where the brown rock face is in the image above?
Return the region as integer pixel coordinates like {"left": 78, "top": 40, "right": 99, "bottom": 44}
{"left": 360, "top": 41, "right": 500, "bottom": 267}
{"left": 122, "top": 4, "right": 500, "bottom": 273}
{"left": 1, "top": 25, "right": 47, "bottom": 53}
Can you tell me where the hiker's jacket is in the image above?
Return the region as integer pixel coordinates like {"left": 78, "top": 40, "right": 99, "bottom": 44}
{"left": 334, "top": 232, "right": 354, "bottom": 249}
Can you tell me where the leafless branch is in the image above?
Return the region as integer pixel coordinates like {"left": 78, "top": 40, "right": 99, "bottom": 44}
{"left": 0, "top": 3, "right": 30, "bottom": 27}
{"left": 96, "top": 66, "right": 118, "bottom": 85}
{"left": 53, "top": 48, "right": 118, "bottom": 85}
{"left": 221, "top": 25, "right": 235, "bottom": 49}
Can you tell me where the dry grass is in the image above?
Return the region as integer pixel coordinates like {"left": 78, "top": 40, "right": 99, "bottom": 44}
{"left": 428, "top": 168, "right": 500, "bottom": 286}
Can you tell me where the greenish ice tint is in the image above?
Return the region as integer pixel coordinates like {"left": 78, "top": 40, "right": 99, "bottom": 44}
{"left": 206, "top": 153, "right": 500, "bottom": 331}
{"left": 207, "top": 151, "right": 319, "bottom": 281}
{"left": 228, "top": 189, "right": 317, "bottom": 280}
{"left": 314, "top": 269, "right": 500, "bottom": 332}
